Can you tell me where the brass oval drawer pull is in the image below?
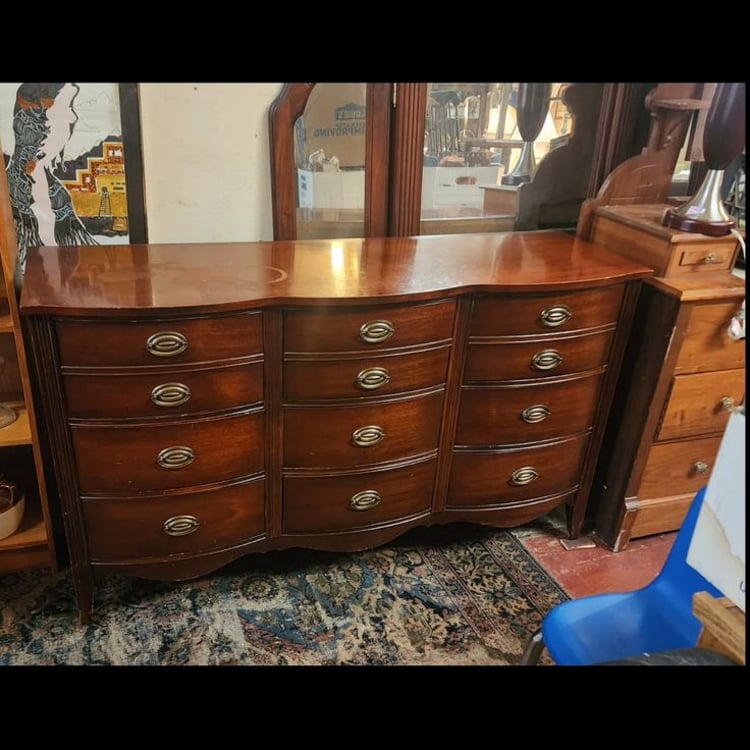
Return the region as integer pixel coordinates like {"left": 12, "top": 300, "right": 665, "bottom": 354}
{"left": 355, "top": 366, "right": 391, "bottom": 390}
{"left": 359, "top": 320, "right": 395, "bottom": 344}
{"left": 509, "top": 466, "right": 539, "bottom": 486}
{"left": 539, "top": 305, "right": 572, "bottom": 328}
{"left": 146, "top": 331, "right": 188, "bottom": 357}
{"left": 352, "top": 425, "right": 386, "bottom": 447}
{"left": 350, "top": 489, "right": 381, "bottom": 511}
{"left": 157, "top": 445, "right": 195, "bottom": 469}
{"left": 694, "top": 461, "right": 710, "bottom": 474}
{"left": 522, "top": 404, "right": 551, "bottom": 423}
{"left": 703, "top": 253, "right": 720, "bottom": 264}
{"left": 162, "top": 514, "right": 200, "bottom": 536}
{"left": 531, "top": 349, "right": 563, "bottom": 371}
{"left": 720, "top": 396, "right": 735, "bottom": 412}
{"left": 151, "top": 382, "right": 192, "bottom": 408}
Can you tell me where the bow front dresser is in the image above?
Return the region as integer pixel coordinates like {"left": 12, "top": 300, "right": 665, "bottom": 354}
{"left": 19, "top": 232, "right": 651, "bottom": 622}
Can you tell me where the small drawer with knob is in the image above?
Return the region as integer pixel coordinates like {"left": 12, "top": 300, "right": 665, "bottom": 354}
{"left": 62, "top": 361, "right": 263, "bottom": 419}
{"left": 282, "top": 457, "right": 436, "bottom": 534}
{"left": 464, "top": 328, "right": 615, "bottom": 382}
{"left": 283, "top": 299, "right": 455, "bottom": 354}
{"left": 674, "top": 301, "right": 747, "bottom": 374}
{"left": 71, "top": 410, "right": 265, "bottom": 493}
{"left": 638, "top": 435, "right": 724, "bottom": 500}
{"left": 470, "top": 287, "right": 625, "bottom": 337}
{"left": 447, "top": 432, "right": 590, "bottom": 507}
{"left": 81, "top": 476, "right": 265, "bottom": 559}
{"left": 656, "top": 369, "right": 745, "bottom": 441}
{"left": 283, "top": 389, "right": 444, "bottom": 468}
{"left": 283, "top": 345, "right": 450, "bottom": 400}
{"left": 54, "top": 311, "right": 263, "bottom": 368}
{"left": 677, "top": 243, "right": 735, "bottom": 273}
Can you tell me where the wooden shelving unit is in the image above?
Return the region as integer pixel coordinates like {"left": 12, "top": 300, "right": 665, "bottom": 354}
{"left": 0, "top": 148, "right": 60, "bottom": 575}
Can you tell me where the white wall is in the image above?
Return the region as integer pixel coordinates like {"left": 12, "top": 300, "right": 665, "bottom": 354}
{"left": 138, "top": 83, "right": 283, "bottom": 243}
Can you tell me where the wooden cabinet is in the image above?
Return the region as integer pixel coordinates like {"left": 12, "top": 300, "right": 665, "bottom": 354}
{"left": 588, "top": 204, "right": 745, "bottom": 550}
{"left": 0, "top": 168, "right": 60, "bottom": 574}
{"left": 19, "top": 233, "right": 651, "bottom": 622}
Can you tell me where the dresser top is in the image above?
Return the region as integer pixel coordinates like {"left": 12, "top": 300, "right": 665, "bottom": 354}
{"left": 20, "top": 232, "right": 652, "bottom": 316}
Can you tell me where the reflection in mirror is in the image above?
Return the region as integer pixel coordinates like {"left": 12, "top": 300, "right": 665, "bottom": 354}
{"left": 294, "top": 83, "right": 367, "bottom": 240}
{"left": 420, "top": 83, "right": 572, "bottom": 234}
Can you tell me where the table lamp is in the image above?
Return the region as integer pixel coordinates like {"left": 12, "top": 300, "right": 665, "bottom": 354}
{"left": 663, "top": 82, "right": 745, "bottom": 236}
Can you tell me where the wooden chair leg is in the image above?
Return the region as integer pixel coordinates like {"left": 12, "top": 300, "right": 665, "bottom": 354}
{"left": 519, "top": 628, "right": 546, "bottom": 665}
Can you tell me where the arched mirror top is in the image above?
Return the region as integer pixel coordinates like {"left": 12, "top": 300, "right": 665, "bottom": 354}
{"left": 269, "top": 83, "right": 316, "bottom": 240}
{"left": 269, "top": 83, "right": 370, "bottom": 241}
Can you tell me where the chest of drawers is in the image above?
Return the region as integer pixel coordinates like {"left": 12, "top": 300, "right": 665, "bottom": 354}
{"left": 588, "top": 205, "right": 745, "bottom": 550}
{"left": 587, "top": 273, "right": 746, "bottom": 549}
{"left": 20, "top": 233, "right": 651, "bottom": 622}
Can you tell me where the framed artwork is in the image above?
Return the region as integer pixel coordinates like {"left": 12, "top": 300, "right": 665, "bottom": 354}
{"left": 0, "top": 82, "right": 147, "bottom": 271}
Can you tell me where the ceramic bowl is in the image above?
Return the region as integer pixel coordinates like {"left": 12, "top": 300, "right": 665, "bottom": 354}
{"left": 0, "top": 494, "right": 25, "bottom": 540}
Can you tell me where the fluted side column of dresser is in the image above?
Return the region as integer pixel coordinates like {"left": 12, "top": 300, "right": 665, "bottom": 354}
{"left": 20, "top": 233, "right": 651, "bottom": 622}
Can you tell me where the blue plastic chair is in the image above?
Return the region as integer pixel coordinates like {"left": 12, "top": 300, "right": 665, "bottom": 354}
{"left": 519, "top": 486, "right": 724, "bottom": 665}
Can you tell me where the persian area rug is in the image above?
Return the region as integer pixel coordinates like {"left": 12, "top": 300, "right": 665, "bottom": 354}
{"left": 0, "top": 524, "right": 567, "bottom": 666}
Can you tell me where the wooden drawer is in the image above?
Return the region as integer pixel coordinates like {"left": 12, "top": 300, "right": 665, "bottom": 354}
{"left": 63, "top": 362, "right": 263, "bottom": 419}
{"left": 72, "top": 410, "right": 265, "bottom": 493}
{"left": 283, "top": 299, "right": 455, "bottom": 353}
{"left": 455, "top": 372, "right": 605, "bottom": 446}
{"left": 283, "top": 457, "right": 435, "bottom": 534}
{"left": 674, "top": 301, "right": 746, "bottom": 374}
{"left": 82, "top": 477, "right": 265, "bottom": 559}
{"left": 447, "top": 433, "right": 589, "bottom": 507}
{"left": 657, "top": 369, "right": 745, "bottom": 441}
{"left": 676, "top": 242, "right": 735, "bottom": 273}
{"left": 284, "top": 345, "right": 450, "bottom": 400}
{"left": 464, "top": 328, "right": 615, "bottom": 382}
{"left": 637, "top": 435, "right": 724, "bottom": 500}
{"left": 283, "top": 390, "right": 444, "bottom": 468}
{"left": 470, "top": 286, "right": 624, "bottom": 337}
{"left": 55, "top": 311, "right": 263, "bottom": 367}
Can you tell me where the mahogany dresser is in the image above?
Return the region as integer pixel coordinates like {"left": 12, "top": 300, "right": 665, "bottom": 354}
{"left": 588, "top": 205, "right": 745, "bottom": 550}
{"left": 19, "top": 233, "right": 651, "bottom": 622}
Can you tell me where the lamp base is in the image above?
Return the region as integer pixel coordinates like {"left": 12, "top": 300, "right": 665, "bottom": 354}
{"left": 662, "top": 168, "right": 736, "bottom": 237}
{"left": 662, "top": 211, "right": 735, "bottom": 236}
{"left": 501, "top": 141, "right": 536, "bottom": 186}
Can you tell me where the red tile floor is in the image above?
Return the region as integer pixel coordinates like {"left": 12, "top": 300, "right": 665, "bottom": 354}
{"left": 513, "top": 510, "right": 676, "bottom": 599}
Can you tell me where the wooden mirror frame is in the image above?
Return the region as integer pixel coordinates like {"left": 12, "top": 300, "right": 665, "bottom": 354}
{"left": 268, "top": 83, "right": 394, "bottom": 240}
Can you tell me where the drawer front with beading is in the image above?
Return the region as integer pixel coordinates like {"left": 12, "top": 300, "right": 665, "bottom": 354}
{"left": 63, "top": 361, "right": 263, "bottom": 419}
{"left": 283, "top": 458, "right": 436, "bottom": 534}
{"left": 455, "top": 373, "right": 605, "bottom": 446}
{"left": 464, "top": 329, "right": 615, "bottom": 382}
{"left": 55, "top": 311, "right": 263, "bottom": 367}
{"left": 82, "top": 478, "right": 266, "bottom": 559}
{"left": 72, "top": 410, "right": 265, "bottom": 493}
{"left": 447, "top": 433, "right": 590, "bottom": 506}
{"left": 283, "top": 299, "right": 455, "bottom": 354}
{"left": 469, "top": 287, "right": 625, "bottom": 337}
{"left": 284, "top": 345, "right": 450, "bottom": 400}
{"left": 283, "top": 390, "right": 444, "bottom": 468}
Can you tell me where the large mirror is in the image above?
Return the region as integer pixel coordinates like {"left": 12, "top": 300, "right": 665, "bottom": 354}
{"left": 270, "top": 82, "right": 661, "bottom": 241}
{"left": 294, "top": 83, "right": 367, "bottom": 240}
